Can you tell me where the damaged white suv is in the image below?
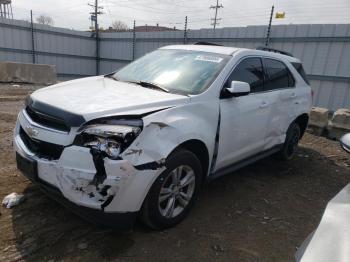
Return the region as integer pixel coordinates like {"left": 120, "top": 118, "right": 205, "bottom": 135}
{"left": 14, "top": 44, "right": 312, "bottom": 230}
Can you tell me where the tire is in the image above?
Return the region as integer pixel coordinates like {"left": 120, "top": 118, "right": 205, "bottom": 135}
{"left": 276, "top": 122, "right": 301, "bottom": 161}
{"left": 140, "top": 148, "right": 202, "bottom": 230}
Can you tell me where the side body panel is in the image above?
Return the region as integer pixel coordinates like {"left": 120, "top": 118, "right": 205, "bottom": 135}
{"left": 264, "top": 60, "right": 312, "bottom": 149}
{"left": 215, "top": 93, "right": 272, "bottom": 171}
{"left": 212, "top": 50, "right": 312, "bottom": 173}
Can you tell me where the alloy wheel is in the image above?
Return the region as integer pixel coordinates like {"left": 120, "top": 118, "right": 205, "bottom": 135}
{"left": 158, "top": 165, "right": 196, "bottom": 218}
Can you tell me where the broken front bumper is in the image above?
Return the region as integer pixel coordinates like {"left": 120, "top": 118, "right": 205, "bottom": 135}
{"left": 13, "top": 115, "right": 163, "bottom": 229}
{"left": 30, "top": 169, "right": 138, "bottom": 230}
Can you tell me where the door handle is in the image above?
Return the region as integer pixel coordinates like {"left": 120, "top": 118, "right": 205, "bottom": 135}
{"left": 259, "top": 102, "right": 269, "bottom": 109}
{"left": 290, "top": 93, "right": 297, "bottom": 98}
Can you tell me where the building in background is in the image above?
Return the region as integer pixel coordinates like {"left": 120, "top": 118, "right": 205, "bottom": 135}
{"left": 102, "top": 23, "right": 178, "bottom": 32}
{"left": 0, "top": 0, "right": 13, "bottom": 19}
{"left": 134, "top": 24, "right": 178, "bottom": 32}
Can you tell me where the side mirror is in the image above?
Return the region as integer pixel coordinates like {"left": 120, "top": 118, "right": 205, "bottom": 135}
{"left": 340, "top": 133, "right": 350, "bottom": 154}
{"left": 221, "top": 81, "right": 250, "bottom": 98}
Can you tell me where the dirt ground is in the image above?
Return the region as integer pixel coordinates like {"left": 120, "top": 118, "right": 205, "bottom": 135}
{"left": 0, "top": 83, "right": 349, "bottom": 262}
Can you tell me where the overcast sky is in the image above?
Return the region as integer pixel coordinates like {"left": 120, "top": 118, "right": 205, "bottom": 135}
{"left": 10, "top": 0, "right": 350, "bottom": 31}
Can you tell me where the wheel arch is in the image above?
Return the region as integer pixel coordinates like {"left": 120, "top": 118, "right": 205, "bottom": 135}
{"left": 294, "top": 113, "right": 309, "bottom": 139}
{"left": 172, "top": 139, "right": 210, "bottom": 184}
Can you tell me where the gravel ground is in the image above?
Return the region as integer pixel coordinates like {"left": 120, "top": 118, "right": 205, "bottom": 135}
{"left": 0, "top": 83, "right": 349, "bottom": 262}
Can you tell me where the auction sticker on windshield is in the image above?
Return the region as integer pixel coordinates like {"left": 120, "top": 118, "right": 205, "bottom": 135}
{"left": 195, "top": 55, "right": 223, "bottom": 63}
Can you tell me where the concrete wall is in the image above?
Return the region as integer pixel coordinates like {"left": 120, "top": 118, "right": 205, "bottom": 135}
{"left": 0, "top": 17, "right": 349, "bottom": 110}
{"left": 0, "top": 61, "right": 56, "bottom": 84}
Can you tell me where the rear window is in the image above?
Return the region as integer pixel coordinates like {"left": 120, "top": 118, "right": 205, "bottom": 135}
{"left": 291, "top": 62, "right": 310, "bottom": 85}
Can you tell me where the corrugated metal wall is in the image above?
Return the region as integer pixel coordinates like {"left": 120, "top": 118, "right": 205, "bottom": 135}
{"left": 1, "top": 17, "right": 349, "bottom": 111}
{"left": 0, "top": 17, "right": 96, "bottom": 81}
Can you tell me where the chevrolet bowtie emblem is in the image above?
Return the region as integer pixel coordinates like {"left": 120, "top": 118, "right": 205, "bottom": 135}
{"left": 25, "top": 125, "right": 39, "bottom": 137}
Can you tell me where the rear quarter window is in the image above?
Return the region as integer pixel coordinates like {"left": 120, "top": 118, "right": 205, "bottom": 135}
{"left": 291, "top": 62, "right": 310, "bottom": 85}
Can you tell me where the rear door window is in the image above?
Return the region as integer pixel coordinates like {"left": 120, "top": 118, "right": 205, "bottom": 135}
{"left": 263, "top": 58, "right": 295, "bottom": 91}
{"left": 227, "top": 57, "right": 264, "bottom": 93}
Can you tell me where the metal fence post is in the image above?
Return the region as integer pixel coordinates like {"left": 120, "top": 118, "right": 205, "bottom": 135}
{"left": 30, "top": 10, "right": 36, "bottom": 64}
{"left": 265, "top": 5, "right": 274, "bottom": 47}
{"left": 95, "top": 27, "right": 100, "bottom": 75}
{"left": 132, "top": 20, "right": 136, "bottom": 60}
{"left": 183, "top": 16, "right": 188, "bottom": 44}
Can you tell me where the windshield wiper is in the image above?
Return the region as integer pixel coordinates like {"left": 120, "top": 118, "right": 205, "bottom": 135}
{"left": 105, "top": 74, "right": 120, "bottom": 81}
{"left": 106, "top": 76, "right": 170, "bottom": 93}
{"left": 127, "top": 80, "right": 170, "bottom": 93}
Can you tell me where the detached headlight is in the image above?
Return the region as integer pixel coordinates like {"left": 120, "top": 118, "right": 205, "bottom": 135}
{"left": 79, "top": 124, "right": 141, "bottom": 159}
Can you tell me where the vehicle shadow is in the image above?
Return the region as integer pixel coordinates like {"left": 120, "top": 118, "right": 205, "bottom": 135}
{"left": 9, "top": 146, "right": 350, "bottom": 261}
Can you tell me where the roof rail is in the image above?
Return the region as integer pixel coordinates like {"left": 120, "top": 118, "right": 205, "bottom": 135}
{"left": 256, "top": 46, "right": 293, "bottom": 57}
{"left": 194, "top": 42, "right": 222, "bottom": 46}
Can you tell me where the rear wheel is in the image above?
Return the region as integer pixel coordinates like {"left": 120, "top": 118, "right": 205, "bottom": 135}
{"left": 140, "top": 149, "right": 202, "bottom": 230}
{"left": 276, "top": 122, "right": 301, "bottom": 160}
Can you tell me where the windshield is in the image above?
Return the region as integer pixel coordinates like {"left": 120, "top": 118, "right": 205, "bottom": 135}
{"left": 113, "top": 49, "right": 230, "bottom": 95}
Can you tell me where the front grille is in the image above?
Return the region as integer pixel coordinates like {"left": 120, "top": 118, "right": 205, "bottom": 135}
{"left": 26, "top": 106, "right": 70, "bottom": 132}
{"left": 19, "top": 127, "right": 64, "bottom": 160}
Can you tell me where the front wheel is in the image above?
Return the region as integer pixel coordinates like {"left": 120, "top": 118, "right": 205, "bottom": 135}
{"left": 276, "top": 122, "right": 301, "bottom": 161}
{"left": 140, "top": 149, "right": 202, "bottom": 230}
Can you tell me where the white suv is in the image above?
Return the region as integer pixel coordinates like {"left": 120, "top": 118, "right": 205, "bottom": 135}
{"left": 14, "top": 44, "right": 312, "bottom": 230}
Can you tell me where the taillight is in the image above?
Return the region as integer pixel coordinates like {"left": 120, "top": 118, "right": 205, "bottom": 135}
{"left": 311, "top": 89, "right": 314, "bottom": 101}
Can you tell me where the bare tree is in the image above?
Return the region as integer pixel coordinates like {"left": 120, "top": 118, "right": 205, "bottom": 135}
{"left": 111, "top": 20, "right": 129, "bottom": 31}
{"left": 36, "top": 15, "right": 54, "bottom": 26}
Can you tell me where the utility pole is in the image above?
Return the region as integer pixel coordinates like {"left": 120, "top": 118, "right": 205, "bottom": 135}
{"left": 89, "top": 0, "right": 103, "bottom": 75}
{"left": 265, "top": 5, "right": 274, "bottom": 47}
{"left": 183, "top": 16, "right": 188, "bottom": 44}
{"left": 210, "top": 0, "right": 223, "bottom": 29}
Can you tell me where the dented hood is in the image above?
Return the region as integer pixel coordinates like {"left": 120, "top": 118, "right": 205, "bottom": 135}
{"left": 30, "top": 76, "right": 190, "bottom": 122}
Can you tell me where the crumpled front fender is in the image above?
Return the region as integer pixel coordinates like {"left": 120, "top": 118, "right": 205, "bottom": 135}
{"left": 121, "top": 100, "right": 219, "bottom": 175}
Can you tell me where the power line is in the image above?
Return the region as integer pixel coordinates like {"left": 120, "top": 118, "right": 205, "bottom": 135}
{"left": 10, "top": 1, "right": 350, "bottom": 31}
{"left": 104, "top": 2, "right": 209, "bottom": 15}
{"left": 110, "top": 0, "right": 209, "bottom": 12}
{"left": 210, "top": 0, "right": 223, "bottom": 29}
{"left": 101, "top": 0, "right": 117, "bottom": 27}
